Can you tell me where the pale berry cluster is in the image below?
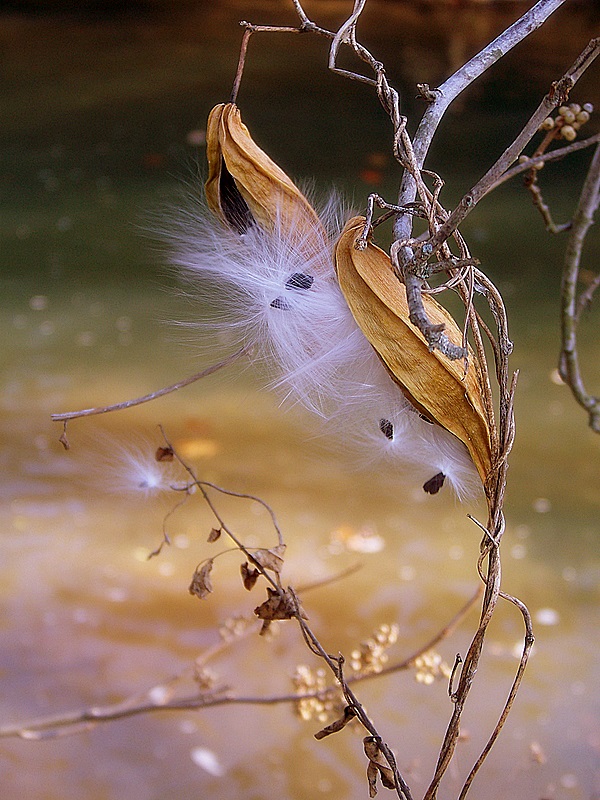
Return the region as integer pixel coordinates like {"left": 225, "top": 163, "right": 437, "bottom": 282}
{"left": 292, "top": 664, "right": 336, "bottom": 722}
{"left": 539, "top": 102, "right": 594, "bottom": 142}
{"left": 349, "top": 623, "right": 400, "bottom": 676}
{"left": 413, "top": 650, "right": 452, "bottom": 686}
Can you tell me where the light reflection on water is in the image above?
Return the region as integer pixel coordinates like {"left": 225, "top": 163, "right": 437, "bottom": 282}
{"left": 1, "top": 3, "right": 599, "bottom": 800}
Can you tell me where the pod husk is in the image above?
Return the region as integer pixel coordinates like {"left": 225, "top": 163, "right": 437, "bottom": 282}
{"left": 334, "top": 217, "right": 493, "bottom": 484}
{"left": 205, "top": 103, "right": 324, "bottom": 238}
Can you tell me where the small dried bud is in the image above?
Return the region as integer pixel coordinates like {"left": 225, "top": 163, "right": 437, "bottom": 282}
{"left": 558, "top": 105, "right": 570, "bottom": 118}
{"left": 155, "top": 446, "right": 174, "bottom": 462}
{"left": 292, "top": 665, "right": 338, "bottom": 723}
{"left": 219, "top": 614, "right": 252, "bottom": 642}
{"left": 189, "top": 559, "right": 214, "bottom": 600}
{"left": 207, "top": 527, "right": 221, "bottom": 543}
{"left": 583, "top": 102, "right": 594, "bottom": 113}
{"left": 576, "top": 110, "right": 590, "bottom": 125}
{"left": 561, "top": 125, "right": 577, "bottom": 142}
{"left": 568, "top": 103, "right": 581, "bottom": 115}
{"left": 314, "top": 705, "right": 356, "bottom": 739}
{"left": 539, "top": 117, "right": 555, "bottom": 131}
{"left": 240, "top": 561, "right": 260, "bottom": 591}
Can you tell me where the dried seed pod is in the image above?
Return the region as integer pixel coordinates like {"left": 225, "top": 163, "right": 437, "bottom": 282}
{"left": 334, "top": 217, "right": 493, "bottom": 485}
{"left": 205, "top": 103, "right": 324, "bottom": 239}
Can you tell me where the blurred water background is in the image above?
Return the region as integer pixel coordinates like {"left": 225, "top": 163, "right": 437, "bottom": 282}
{"left": 0, "top": 2, "right": 599, "bottom": 799}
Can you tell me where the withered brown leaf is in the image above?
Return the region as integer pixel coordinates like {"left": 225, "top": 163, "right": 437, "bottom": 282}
{"left": 189, "top": 560, "right": 214, "bottom": 600}
{"left": 240, "top": 561, "right": 260, "bottom": 591}
{"left": 250, "top": 544, "right": 286, "bottom": 574}
{"left": 254, "top": 586, "right": 305, "bottom": 634}
{"left": 314, "top": 705, "right": 356, "bottom": 740}
{"left": 254, "top": 587, "right": 295, "bottom": 622}
{"left": 364, "top": 737, "right": 396, "bottom": 795}
{"left": 207, "top": 527, "right": 222, "bottom": 543}
{"left": 367, "top": 760, "right": 379, "bottom": 799}
{"left": 155, "top": 446, "right": 174, "bottom": 462}
{"left": 335, "top": 217, "right": 493, "bottom": 485}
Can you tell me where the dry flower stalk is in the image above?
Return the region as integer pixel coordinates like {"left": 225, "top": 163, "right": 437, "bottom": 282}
{"left": 335, "top": 217, "right": 493, "bottom": 485}
{"left": 205, "top": 102, "right": 324, "bottom": 238}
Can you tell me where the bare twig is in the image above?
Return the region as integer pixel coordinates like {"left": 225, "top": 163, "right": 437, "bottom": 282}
{"left": 51, "top": 345, "right": 249, "bottom": 424}
{"left": 159, "top": 427, "right": 284, "bottom": 591}
{"left": 423, "top": 39, "right": 600, "bottom": 256}
{"left": 458, "top": 590, "right": 534, "bottom": 799}
{"left": 0, "top": 585, "right": 480, "bottom": 742}
{"left": 486, "top": 132, "right": 600, "bottom": 192}
{"left": 559, "top": 141, "right": 600, "bottom": 431}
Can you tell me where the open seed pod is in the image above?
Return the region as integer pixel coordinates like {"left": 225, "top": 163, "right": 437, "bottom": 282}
{"left": 335, "top": 216, "right": 493, "bottom": 485}
{"left": 205, "top": 103, "right": 324, "bottom": 239}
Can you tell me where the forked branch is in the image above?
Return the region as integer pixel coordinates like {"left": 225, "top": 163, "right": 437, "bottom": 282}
{"left": 559, "top": 141, "right": 600, "bottom": 430}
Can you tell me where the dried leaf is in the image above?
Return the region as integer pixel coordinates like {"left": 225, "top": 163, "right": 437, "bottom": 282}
{"left": 367, "top": 760, "right": 379, "bottom": 798}
{"left": 155, "top": 446, "right": 174, "bottom": 462}
{"left": 240, "top": 561, "right": 260, "bottom": 591}
{"left": 254, "top": 587, "right": 296, "bottom": 622}
{"left": 363, "top": 737, "right": 396, "bottom": 795}
{"left": 189, "top": 560, "right": 214, "bottom": 600}
{"left": 207, "top": 527, "right": 222, "bottom": 543}
{"left": 254, "top": 587, "right": 306, "bottom": 634}
{"left": 314, "top": 705, "right": 356, "bottom": 740}
{"left": 335, "top": 217, "right": 493, "bottom": 485}
{"left": 205, "top": 103, "right": 325, "bottom": 240}
{"left": 250, "top": 544, "right": 286, "bottom": 574}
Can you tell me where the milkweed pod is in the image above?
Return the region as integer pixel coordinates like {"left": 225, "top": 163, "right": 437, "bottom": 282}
{"left": 334, "top": 217, "right": 493, "bottom": 485}
{"left": 205, "top": 103, "right": 324, "bottom": 239}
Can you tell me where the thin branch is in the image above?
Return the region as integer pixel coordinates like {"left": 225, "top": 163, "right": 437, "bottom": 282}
{"left": 493, "top": 132, "right": 600, "bottom": 191}
{"left": 51, "top": 345, "right": 249, "bottom": 423}
{"left": 0, "top": 587, "right": 480, "bottom": 742}
{"left": 193, "top": 480, "right": 285, "bottom": 548}
{"left": 159, "top": 427, "right": 284, "bottom": 591}
{"left": 394, "top": 0, "right": 570, "bottom": 242}
{"left": 458, "top": 590, "right": 534, "bottom": 799}
{"left": 424, "top": 38, "right": 600, "bottom": 255}
{"left": 559, "top": 141, "right": 600, "bottom": 431}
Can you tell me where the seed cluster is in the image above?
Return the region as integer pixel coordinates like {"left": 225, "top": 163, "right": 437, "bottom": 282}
{"left": 539, "top": 102, "right": 594, "bottom": 142}
{"left": 194, "top": 665, "right": 218, "bottom": 691}
{"left": 219, "top": 614, "right": 253, "bottom": 642}
{"left": 292, "top": 664, "right": 338, "bottom": 722}
{"left": 350, "top": 623, "right": 400, "bottom": 676}
{"left": 413, "top": 650, "right": 452, "bottom": 685}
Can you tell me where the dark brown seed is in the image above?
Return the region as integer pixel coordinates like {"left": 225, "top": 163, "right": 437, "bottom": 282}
{"left": 423, "top": 472, "right": 446, "bottom": 494}
{"left": 270, "top": 297, "right": 291, "bottom": 310}
{"left": 285, "top": 272, "right": 314, "bottom": 290}
{"left": 379, "top": 418, "right": 394, "bottom": 440}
